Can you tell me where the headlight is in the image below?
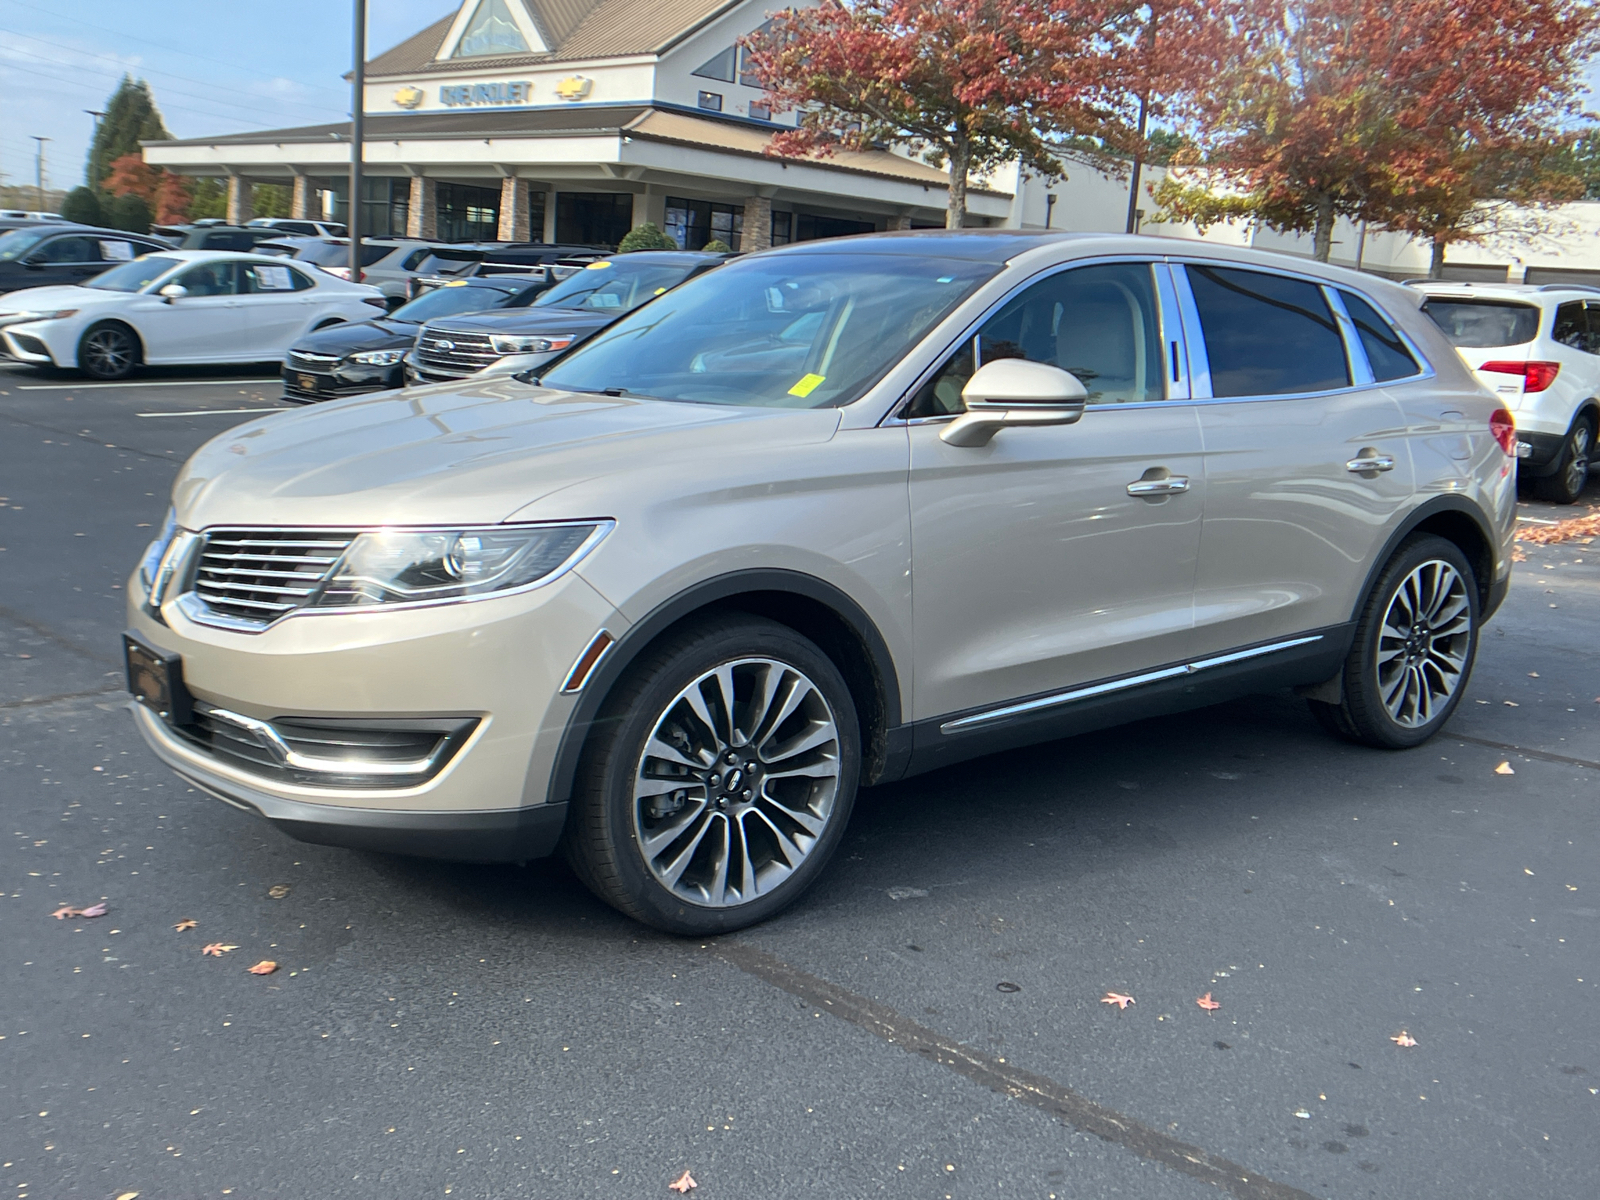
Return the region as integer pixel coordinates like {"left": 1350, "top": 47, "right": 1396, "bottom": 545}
{"left": 489, "top": 333, "right": 575, "bottom": 354}
{"left": 348, "top": 349, "right": 406, "bottom": 366}
{"left": 138, "top": 508, "right": 178, "bottom": 590}
{"left": 0, "top": 308, "right": 78, "bottom": 325}
{"left": 312, "top": 522, "right": 608, "bottom": 608}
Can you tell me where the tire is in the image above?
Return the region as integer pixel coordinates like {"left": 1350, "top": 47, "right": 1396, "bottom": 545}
{"left": 1308, "top": 533, "right": 1479, "bottom": 749}
{"left": 563, "top": 615, "right": 860, "bottom": 935}
{"left": 1532, "top": 413, "right": 1594, "bottom": 504}
{"left": 77, "top": 322, "right": 139, "bottom": 380}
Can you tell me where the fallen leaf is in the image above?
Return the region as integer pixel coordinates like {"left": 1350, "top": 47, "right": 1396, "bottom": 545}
{"left": 1293, "top": 1108, "right": 1312, "bottom": 1119}
{"left": 116, "top": 1193, "right": 140, "bottom": 1200}
{"left": 1516, "top": 511, "right": 1600, "bottom": 546}
{"left": 202, "top": 943, "right": 237, "bottom": 957}
{"left": 1524, "top": 868, "right": 1535, "bottom": 876}
{"left": 1528, "top": 672, "right": 1540, "bottom": 678}
{"left": 1494, "top": 762, "right": 1515, "bottom": 775}
{"left": 247, "top": 960, "right": 278, "bottom": 975}
{"left": 79, "top": 902, "right": 108, "bottom": 918}
{"left": 1101, "top": 991, "right": 1136, "bottom": 1010}
{"left": 52, "top": 905, "right": 82, "bottom": 920}
{"left": 668, "top": 1170, "right": 697, "bottom": 1193}
{"left": 267, "top": 885, "right": 290, "bottom": 899}
{"left": 1503, "top": 700, "right": 1519, "bottom": 707}
{"left": 1391, "top": 1031, "right": 1419, "bottom": 1048}
{"left": 173, "top": 918, "right": 198, "bottom": 931}
{"left": 1196, "top": 992, "right": 1221, "bottom": 1011}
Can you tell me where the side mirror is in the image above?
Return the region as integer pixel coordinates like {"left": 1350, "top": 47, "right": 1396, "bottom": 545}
{"left": 940, "top": 359, "right": 1088, "bottom": 447}
{"left": 159, "top": 284, "right": 188, "bottom": 303}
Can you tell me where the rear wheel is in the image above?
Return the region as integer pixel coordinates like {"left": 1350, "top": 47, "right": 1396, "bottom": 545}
{"left": 563, "top": 615, "right": 859, "bottom": 935}
{"left": 1532, "top": 414, "right": 1594, "bottom": 504}
{"left": 1309, "top": 534, "right": 1479, "bottom": 749}
{"left": 77, "top": 322, "right": 139, "bottom": 380}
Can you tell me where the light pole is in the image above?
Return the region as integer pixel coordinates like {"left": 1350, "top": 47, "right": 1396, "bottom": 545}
{"left": 349, "top": 0, "right": 367, "bottom": 282}
{"left": 30, "top": 136, "right": 50, "bottom": 212}
{"left": 84, "top": 111, "right": 106, "bottom": 186}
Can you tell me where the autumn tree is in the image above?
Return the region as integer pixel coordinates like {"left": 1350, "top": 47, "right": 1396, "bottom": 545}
{"left": 1155, "top": 0, "right": 1600, "bottom": 263}
{"left": 103, "top": 152, "right": 191, "bottom": 225}
{"left": 743, "top": 0, "right": 1229, "bottom": 228}
{"left": 88, "top": 76, "right": 171, "bottom": 188}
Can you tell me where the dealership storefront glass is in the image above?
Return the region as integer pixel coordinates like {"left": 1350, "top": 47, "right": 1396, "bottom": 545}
{"left": 556, "top": 192, "right": 633, "bottom": 247}
{"left": 435, "top": 182, "right": 501, "bottom": 242}
{"left": 321, "top": 177, "right": 412, "bottom": 238}
{"left": 665, "top": 196, "right": 744, "bottom": 251}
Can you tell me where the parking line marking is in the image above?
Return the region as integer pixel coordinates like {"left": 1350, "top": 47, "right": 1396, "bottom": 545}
{"left": 136, "top": 409, "right": 278, "bottom": 418}
{"left": 715, "top": 940, "right": 1321, "bottom": 1200}
{"left": 16, "top": 379, "right": 278, "bottom": 390}
{"left": 1451, "top": 733, "right": 1600, "bottom": 772}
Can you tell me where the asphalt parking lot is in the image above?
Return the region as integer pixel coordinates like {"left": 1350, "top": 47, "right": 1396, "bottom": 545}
{"left": 2, "top": 362, "right": 1597, "bottom": 1200}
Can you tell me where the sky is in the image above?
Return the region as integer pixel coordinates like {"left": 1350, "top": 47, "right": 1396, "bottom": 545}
{"left": 0, "top": 0, "right": 455, "bottom": 196}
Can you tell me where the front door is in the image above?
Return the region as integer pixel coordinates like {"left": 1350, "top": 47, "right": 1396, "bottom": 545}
{"left": 1178, "top": 263, "right": 1417, "bottom": 656}
{"left": 128, "top": 260, "right": 243, "bottom": 363}
{"left": 25, "top": 234, "right": 104, "bottom": 287}
{"left": 907, "top": 261, "right": 1205, "bottom": 726}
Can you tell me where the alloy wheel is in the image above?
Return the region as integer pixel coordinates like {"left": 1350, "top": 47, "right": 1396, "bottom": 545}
{"left": 631, "top": 657, "right": 842, "bottom": 909}
{"left": 1375, "top": 559, "right": 1472, "bottom": 728}
{"left": 82, "top": 327, "right": 134, "bottom": 378}
{"left": 1564, "top": 422, "right": 1592, "bottom": 498}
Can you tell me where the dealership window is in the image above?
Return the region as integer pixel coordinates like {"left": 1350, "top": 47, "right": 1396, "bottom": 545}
{"left": 435, "top": 182, "right": 501, "bottom": 242}
{"left": 555, "top": 192, "right": 634, "bottom": 249}
{"left": 691, "top": 45, "right": 736, "bottom": 82}
{"left": 795, "top": 213, "right": 876, "bottom": 242}
{"left": 770, "top": 211, "right": 792, "bottom": 246}
{"left": 527, "top": 191, "right": 548, "bottom": 243}
{"left": 454, "top": 0, "right": 530, "bottom": 57}
{"left": 320, "top": 177, "right": 409, "bottom": 239}
{"left": 748, "top": 101, "right": 771, "bottom": 121}
{"left": 665, "top": 197, "right": 744, "bottom": 252}
{"left": 697, "top": 91, "right": 723, "bottom": 112}
{"left": 737, "top": 21, "right": 776, "bottom": 86}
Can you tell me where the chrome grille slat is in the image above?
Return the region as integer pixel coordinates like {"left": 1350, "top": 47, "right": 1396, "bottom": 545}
{"left": 287, "top": 350, "right": 339, "bottom": 371}
{"left": 416, "top": 328, "right": 501, "bottom": 376}
{"left": 190, "top": 528, "right": 357, "bottom": 626}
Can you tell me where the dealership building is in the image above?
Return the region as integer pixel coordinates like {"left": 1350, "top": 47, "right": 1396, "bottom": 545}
{"left": 140, "top": 0, "right": 1053, "bottom": 250}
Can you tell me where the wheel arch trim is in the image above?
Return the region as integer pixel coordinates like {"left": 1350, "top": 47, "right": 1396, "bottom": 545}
{"left": 1356, "top": 495, "right": 1501, "bottom": 622}
{"left": 540, "top": 568, "right": 905, "bottom": 808}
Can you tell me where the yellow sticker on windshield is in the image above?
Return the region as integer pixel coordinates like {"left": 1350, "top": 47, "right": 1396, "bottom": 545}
{"left": 584, "top": 261, "right": 613, "bottom": 270}
{"left": 444, "top": 279, "right": 469, "bottom": 286}
{"left": 654, "top": 287, "right": 667, "bottom": 295}
{"left": 788, "top": 373, "right": 826, "bottom": 397}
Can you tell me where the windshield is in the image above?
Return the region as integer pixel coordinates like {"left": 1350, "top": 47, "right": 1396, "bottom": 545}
{"left": 538, "top": 253, "right": 1000, "bottom": 408}
{"left": 1423, "top": 299, "right": 1540, "bottom": 348}
{"left": 534, "top": 260, "right": 696, "bottom": 312}
{"left": 84, "top": 256, "right": 182, "bottom": 292}
{"left": 389, "top": 282, "right": 522, "bottom": 322}
{"left": 0, "top": 228, "right": 51, "bottom": 262}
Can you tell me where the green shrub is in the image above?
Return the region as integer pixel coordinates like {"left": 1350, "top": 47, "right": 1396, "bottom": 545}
{"left": 103, "top": 193, "right": 152, "bottom": 234}
{"left": 701, "top": 238, "right": 733, "bottom": 254}
{"left": 61, "top": 187, "right": 104, "bottom": 226}
{"left": 617, "top": 222, "right": 678, "bottom": 252}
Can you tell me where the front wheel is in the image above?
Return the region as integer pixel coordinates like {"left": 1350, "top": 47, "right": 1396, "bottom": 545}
{"left": 1309, "top": 534, "right": 1479, "bottom": 749}
{"left": 1532, "top": 414, "right": 1594, "bottom": 504}
{"left": 78, "top": 322, "right": 139, "bottom": 380}
{"left": 563, "top": 616, "right": 860, "bottom": 935}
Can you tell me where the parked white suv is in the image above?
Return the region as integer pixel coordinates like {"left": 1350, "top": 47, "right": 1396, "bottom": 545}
{"left": 1417, "top": 282, "right": 1599, "bottom": 503}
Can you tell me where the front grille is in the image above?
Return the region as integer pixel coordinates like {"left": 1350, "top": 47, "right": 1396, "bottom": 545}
{"left": 192, "top": 529, "right": 356, "bottom": 625}
{"left": 287, "top": 350, "right": 340, "bottom": 372}
{"left": 173, "top": 707, "right": 477, "bottom": 788}
{"left": 415, "top": 328, "right": 501, "bottom": 377}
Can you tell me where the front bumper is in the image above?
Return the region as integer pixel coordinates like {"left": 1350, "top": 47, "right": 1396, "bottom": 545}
{"left": 281, "top": 362, "right": 404, "bottom": 403}
{"left": 125, "top": 565, "right": 624, "bottom": 862}
{"left": 1, "top": 325, "right": 58, "bottom": 365}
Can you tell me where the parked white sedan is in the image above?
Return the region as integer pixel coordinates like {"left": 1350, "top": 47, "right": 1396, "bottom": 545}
{"left": 0, "top": 250, "right": 387, "bottom": 379}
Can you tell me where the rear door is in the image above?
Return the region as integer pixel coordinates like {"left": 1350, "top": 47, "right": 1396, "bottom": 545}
{"left": 1178, "top": 262, "right": 1416, "bottom": 655}
{"left": 237, "top": 261, "right": 317, "bottom": 356}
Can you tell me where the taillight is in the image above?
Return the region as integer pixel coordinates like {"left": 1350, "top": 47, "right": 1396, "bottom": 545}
{"left": 1489, "top": 408, "right": 1517, "bottom": 455}
{"left": 1480, "top": 360, "right": 1560, "bottom": 391}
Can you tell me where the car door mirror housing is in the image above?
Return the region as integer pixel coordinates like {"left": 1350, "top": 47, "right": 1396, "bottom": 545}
{"left": 941, "top": 359, "right": 1089, "bottom": 447}
{"left": 159, "top": 284, "right": 188, "bottom": 303}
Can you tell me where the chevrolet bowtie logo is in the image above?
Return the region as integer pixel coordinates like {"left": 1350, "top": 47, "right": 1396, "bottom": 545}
{"left": 554, "top": 75, "right": 593, "bottom": 102}
{"left": 392, "top": 85, "right": 424, "bottom": 109}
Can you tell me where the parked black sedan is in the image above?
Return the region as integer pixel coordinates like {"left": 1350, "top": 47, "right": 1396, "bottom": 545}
{"left": 407, "top": 251, "right": 728, "bottom": 383}
{"left": 281, "top": 275, "right": 549, "bottom": 402}
{"left": 0, "top": 225, "right": 170, "bottom": 294}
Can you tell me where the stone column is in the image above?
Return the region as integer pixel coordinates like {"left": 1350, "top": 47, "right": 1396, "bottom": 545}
{"left": 497, "top": 176, "right": 531, "bottom": 241}
{"left": 406, "top": 176, "right": 437, "bottom": 239}
{"left": 290, "top": 174, "right": 311, "bottom": 219}
{"left": 741, "top": 194, "right": 773, "bottom": 251}
{"left": 226, "top": 176, "right": 253, "bottom": 225}
{"left": 887, "top": 214, "right": 913, "bottom": 231}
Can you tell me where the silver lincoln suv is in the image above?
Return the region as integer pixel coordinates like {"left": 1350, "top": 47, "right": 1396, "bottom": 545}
{"left": 125, "top": 231, "right": 1516, "bottom": 934}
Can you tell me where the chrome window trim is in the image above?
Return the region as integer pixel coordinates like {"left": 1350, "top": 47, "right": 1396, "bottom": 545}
{"left": 172, "top": 519, "right": 614, "bottom": 635}
{"left": 1323, "top": 286, "right": 1376, "bottom": 386}
{"left": 882, "top": 255, "right": 1184, "bottom": 426}
{"left": 1153, "top": 262, "right": 1191, "bottom": 400}
{"left": 1167, "top": 259, "right": 1214, "bottom": 398}
{"left": 939, "top": 634, "right": 1324, "bottom": 735}
{"left": 1335, "top": 286, "right": 1436, "bottom": 383}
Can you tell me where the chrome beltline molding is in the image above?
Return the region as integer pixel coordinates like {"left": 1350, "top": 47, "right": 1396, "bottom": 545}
{"left": 939, "top": 634, "right": 1325, "bottom": 735}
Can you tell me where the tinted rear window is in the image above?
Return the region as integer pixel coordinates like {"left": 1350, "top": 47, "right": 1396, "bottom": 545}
{"left": 1339, "top": 291, "right": 1421, "bottom": 381}
{"left": 1422, "top": 299, "right": 1539, "bottom": 348}
{"left": 1187, "top": 265, "right": 1350, "bottom": 397}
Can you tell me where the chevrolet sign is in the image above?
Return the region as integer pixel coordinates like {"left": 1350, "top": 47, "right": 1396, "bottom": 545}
{"left": 440, "top": 81, "right": 533, "bottom": 107}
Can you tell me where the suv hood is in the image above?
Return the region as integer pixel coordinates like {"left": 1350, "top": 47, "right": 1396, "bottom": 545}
{"left": 172, "top": 377, "right": 842, "bottom": 529}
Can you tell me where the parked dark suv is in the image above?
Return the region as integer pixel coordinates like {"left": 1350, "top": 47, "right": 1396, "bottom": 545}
{"left": 407, "top": 251, "right": 728, "bottom": 382}
{"left": 0, "top": 226, "right": 170, "bottom": 294}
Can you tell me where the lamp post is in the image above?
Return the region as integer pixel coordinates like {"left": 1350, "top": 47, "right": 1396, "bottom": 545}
{"left": 30, "top": 136, "right": 50, "bottom": 212}
{"left": 350, "top": 0, "right": 367, "bottom": 282}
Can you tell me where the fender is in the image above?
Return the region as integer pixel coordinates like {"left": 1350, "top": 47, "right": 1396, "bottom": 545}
{"left": 1352, "top": 494, "right": 1503, "bottom": 623}
{"left": 541, "top": 568, "right": 906, "bottom": 808}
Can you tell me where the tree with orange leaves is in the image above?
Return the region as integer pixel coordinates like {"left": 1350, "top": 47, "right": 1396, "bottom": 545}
{"left": 103, "top": 152, "right": 192, "bottom": 226}
{"left": 1156, "top": 0, "right": 1599, "bottom": 263}
{"left": 742, "top": 0, "right": 1233, "bottom": 228}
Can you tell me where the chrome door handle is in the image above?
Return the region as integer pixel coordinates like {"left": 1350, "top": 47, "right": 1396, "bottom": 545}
{"left": 1126, "top": 475, "right": 1190, "bottom": 496}
{"left": 1346, "top": 454, "right": 1396, "bottom": 473}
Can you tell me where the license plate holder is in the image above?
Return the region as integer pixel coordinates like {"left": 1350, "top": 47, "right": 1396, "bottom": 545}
{"left": 297, "top": 373, "right": 321, "bottom": 392}
{"left": 124, "top": 634, "right": 193, "bottom": 725}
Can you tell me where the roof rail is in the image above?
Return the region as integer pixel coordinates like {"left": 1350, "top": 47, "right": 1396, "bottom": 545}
{"left": 1537, "top": 283, "right": 1600, "bottom": 294}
